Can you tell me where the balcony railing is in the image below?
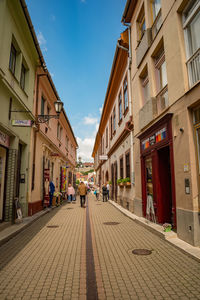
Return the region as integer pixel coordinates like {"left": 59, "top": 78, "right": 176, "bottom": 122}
{"left": 187, "top": 48, "right": 200, "bottom": 88}
{"left": 156, "top": 85, "right": 168, "bottom": 114}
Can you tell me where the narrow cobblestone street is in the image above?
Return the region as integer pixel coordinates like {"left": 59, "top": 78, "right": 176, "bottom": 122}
{"left": 0, "top": 194, "right": 200, "bottom": 300}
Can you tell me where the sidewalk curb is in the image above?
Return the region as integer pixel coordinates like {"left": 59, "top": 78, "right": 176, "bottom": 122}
{"left": 0, "top": 207, "right": 55, "bottom": 247}
{"left": 109, "top": 199, "right": 200, "bottom": 262}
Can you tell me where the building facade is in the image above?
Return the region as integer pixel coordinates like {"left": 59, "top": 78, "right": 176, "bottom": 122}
{"left": 0, "top": 0, "right": 39, "bottom": 221}
{"left": 122, "top": 0, "right": 200, "bottom": 245}
{"left": 92, "top": 31, "right": 135, "bottom": 210}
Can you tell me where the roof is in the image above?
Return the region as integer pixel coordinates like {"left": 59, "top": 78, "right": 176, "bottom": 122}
{"left": 121, "top": 0, "right": 138, "bottom": 23}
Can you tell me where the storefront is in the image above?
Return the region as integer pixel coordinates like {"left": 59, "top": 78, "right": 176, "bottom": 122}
{"left": 139, "top": 114, "right": 176, "bottom": 227}
{"left": 0, "top": 130, "right": 9, "bottom": 221}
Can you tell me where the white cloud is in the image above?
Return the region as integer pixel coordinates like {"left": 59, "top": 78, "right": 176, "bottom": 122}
{"left": 99, "top": 105, "right": 103, "bottom": 115}
{"left": 50, "top": 72, "right": 54, "bottom": 78}
{"left": 81, "top": 0, "right": 86, "bottom": 3}
{"left": 37, "top": 31, "right": 47, "bottom": 52}
{"left": 76, "top": 137, "right": 94, "bottom": 162}
{"left": 84, "top": 116, "right": 98, "bottom": 125}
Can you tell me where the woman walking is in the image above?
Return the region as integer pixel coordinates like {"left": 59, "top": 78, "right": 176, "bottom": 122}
{"left": 67, "top": 183, "right": 75, "bottom": 202}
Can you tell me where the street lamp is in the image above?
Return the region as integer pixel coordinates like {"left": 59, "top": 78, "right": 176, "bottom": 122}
{"left": 36, "top": 99, "right": 64, "bottom": 124}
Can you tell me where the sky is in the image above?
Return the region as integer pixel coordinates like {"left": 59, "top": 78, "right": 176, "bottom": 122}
{"left": 26, "top": 0, "right": 127, "bottom": 162}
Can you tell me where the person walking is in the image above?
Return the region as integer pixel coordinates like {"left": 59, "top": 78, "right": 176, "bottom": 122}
{"left": 67, "top": 183, "right": 75, "bottom": 202}
{"left": 49, "top": 180, "right": 55, "bottom": 208}
{"left": 106, "top": 181, "right": 110, "bottom": 200}
{"left": 94, "top": 184, "right": 100, "bottom": 200}
{"left": 102, "top": 184, "right": 108, "bottom": 202}
{"left": 78, "top": 181, "right": 87, "bottom": 207}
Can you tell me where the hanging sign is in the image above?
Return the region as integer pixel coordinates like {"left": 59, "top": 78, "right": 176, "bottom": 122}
{"left": 99, "top": 155, "right": 108, "bottom": 160}
{"left": 12, "top": 120, "right": 32, "bottom": 127}
{"left": 0, "top": 130, "right": 9, "bottom": 148}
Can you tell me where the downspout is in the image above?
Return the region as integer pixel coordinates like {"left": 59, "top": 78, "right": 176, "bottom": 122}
{"left": 121, "top": 22, "right": 134, "bottom": 185}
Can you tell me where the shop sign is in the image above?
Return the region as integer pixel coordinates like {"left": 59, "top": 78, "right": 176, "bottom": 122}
{"left": 99, "top": 155, "right": 108, "bottom": 160}
{"left": 61, "top": 166, "right": 67, "bottom": 192}
{"left": 0, "top": 130, "right": 9, "bottom": 148}
{"left": 12, "top": 120, "right": 32, "bottom": 127}
{"left": 142, "top": 127, "right": 167, "bottom": 150}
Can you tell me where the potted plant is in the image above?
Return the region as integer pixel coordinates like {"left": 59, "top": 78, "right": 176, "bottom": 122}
{"left": 117, "top": 178, "right": 123, "bottom": 187}
{"left": 163, "top": 223, "right": 172, "bottom": 232}
{"left": 124, "top": 177, "right": 131, "bottom": 187}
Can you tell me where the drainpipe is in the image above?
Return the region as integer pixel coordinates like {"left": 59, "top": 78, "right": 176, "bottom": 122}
{"left": 121, "top": 22, "right": 134, "bottom": 184}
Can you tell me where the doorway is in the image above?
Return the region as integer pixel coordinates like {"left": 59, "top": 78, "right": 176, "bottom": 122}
{"left": 157, "top": 146, "right": 173, "bottom": 224}
{"left": 0, "top": 147, "right": 7, "bottom": 221}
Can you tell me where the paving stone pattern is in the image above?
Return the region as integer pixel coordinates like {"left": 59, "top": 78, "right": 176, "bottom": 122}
{"left": 0, "top": 195, "right": 199, "bottom": 299}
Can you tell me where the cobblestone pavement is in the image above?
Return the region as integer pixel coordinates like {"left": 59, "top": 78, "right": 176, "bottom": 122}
{"left": 0, "top": 194, "right": 200, "bottom": 300}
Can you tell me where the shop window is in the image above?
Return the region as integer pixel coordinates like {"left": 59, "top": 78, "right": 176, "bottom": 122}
{"left": 9, "top": 44, "right": 17, "bottom": 75}
{"left": 151, "top": 0, "right": 162, "bottom": 39}
{"left": 123, "top": 77, "right": 128, "bottom": 113}
{"left": 20, "top": 63, "right": 26, "bottom": 90}
{"left": 125, "top": 152, "right": 130, "bottom": 178}
{"left": 118, "top": 92, "right": 122, "bottom": 122}
{"left": 41, "top": 96, "right": 45, "bottom": 115}
{"left": 137, "top": 5, "right": 146, "bottom": 42}
{"left": 183, "top": 0, "right": 200, "bottom": 87}
{"left": 120, "top": 157, "right": 123, "bottom": 179}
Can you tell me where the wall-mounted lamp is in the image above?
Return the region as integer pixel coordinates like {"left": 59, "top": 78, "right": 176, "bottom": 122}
{"left": 9, "top": 98, "right": 64, "bottom": 125}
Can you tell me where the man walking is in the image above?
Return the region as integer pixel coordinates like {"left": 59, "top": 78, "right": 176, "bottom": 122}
{"left": 78, "top": 181, "right": 87, "bottom": 207}
{"left": 102, "top": 184, "right": 108, "bottom": 202}
{"left": 106, "top": 181, "right": 110, "bottom": 200}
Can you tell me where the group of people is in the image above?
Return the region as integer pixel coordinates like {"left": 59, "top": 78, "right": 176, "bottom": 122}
{"left": 94, "top": 182, "right": 110, "bottom": 202}
{"left": 48, "top": 180, "right": 110, "bottom": 209}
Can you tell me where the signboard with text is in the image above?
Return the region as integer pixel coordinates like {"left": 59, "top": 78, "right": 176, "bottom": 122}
{"left": 99, "top": 155, "right": 108, "bottom": 160}
{"left": 12, "top": 120, "right": 32, "bottom": 127}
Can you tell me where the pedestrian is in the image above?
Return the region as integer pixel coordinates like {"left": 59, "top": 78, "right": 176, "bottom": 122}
{"left": 49, "top": 180, "right": 55, "bottom": 208}
{"left": 106, "top": 181, "right": 110, "bottom": 200}
{"left": 102, "top": 184, "right": 107, "bottom": 202}
{"left": 67, "top": 183, "right": 75, "bottom": 202}
{"left": 94, "top": 184, "right": 100, "bottom": 200}
{"left": 78, "top": 181, "right": 87, "bottom": 207}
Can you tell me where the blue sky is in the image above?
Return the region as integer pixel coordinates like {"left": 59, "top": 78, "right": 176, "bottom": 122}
{"left": 26, "top": 0, "right": 127, "bottom": 162}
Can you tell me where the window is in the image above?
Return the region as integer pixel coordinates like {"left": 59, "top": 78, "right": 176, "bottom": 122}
{"left": 60, "top": 127, "right": 63, "bottom": 141}
{"left": 41, "top": 97, "right": 45, "bottom": 115}
{"left": 152, "top": 0, "right": 161, "bottom": 21}
{"left": 183, "top": 0, "right": 200, "bottom": 87}
{"left": 118, "top": 92, "right": 122, "bottom": 121}
{"left": 137, "top": 5, "right": 146, "bottom": 41}
{"left": 123, "top": 77, "right": 128, "bottom": 112}
{"left": 151, "top": 0, "right": 162, "bottom": 39}
{"left": 9, "top": 44, "right": 16, "bottom": 75}
{"left": 110, "top": 116, "right": 113, "bottom": 139}
{"left": 125, "top": 152, "right": 130, "bottom": 178}
{"left": 113, "top": 107, "right": 116, "bottom": 132}
{"left": 140, "top": 67, "right": 150, "bottom": 103}
{"left": 66, "top": 136, "right": 69, "bottom": 149}
{"left": 57, "top": 122, "right": 60, "bottom": 139}
{"left": 154, "top": 48, "right": 168, "bottom": 111}
{"left": 120, "top": 157, "right": 123, "bottom": 179}
{"left": 102, "top": 138, "right": 104, "bottom": 154}
{"left": 20, "top": 64, "right": 26, "bottom": 90}
{"left": 106, "top": 127, "right": 108, "bottom": 148}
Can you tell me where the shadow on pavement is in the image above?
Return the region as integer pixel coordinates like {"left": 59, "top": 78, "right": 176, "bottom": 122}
{"left": 0, "top": 204, "right": 66, "bottom": 270}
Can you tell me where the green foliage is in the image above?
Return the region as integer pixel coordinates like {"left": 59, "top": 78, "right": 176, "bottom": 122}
{"left": 81, "top": 169, "right": 94, "bottom": 175}
{"left": 76, "top": 179, "right": 80, "bottom": 184}
{"left": 108, "top": 180, "right": 112, "bottom": 185}
{"left": 117, "top": 178, "right": 123, "bottom": 184}
{"left": 123, "top": 177, "right": 131, "bottom": 183}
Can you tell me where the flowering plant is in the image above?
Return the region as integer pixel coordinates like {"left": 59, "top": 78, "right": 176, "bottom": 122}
{"left": 163, "top": 223, "right": 172, "bottom": 232}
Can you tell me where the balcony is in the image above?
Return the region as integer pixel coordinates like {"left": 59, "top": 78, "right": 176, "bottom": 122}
{"left": 136, "top": 28, "right": 152, "bottom": 68}
{"left": 187, "top": 48, "right": 200, "bottom": 88}
{"left": 139, "top": 97, "right": 157, "bottom": 130}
